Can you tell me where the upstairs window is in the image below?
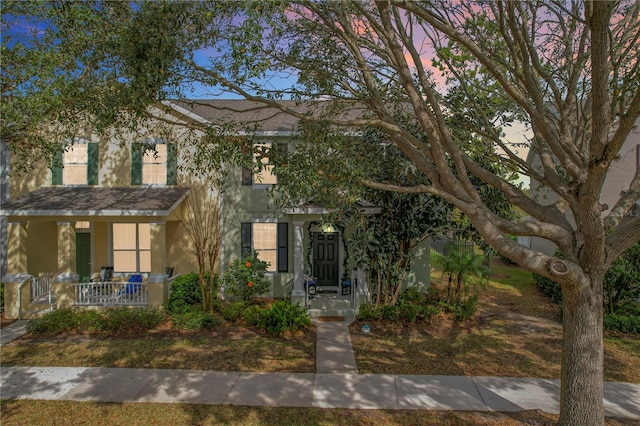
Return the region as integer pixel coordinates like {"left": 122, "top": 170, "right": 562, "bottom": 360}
{"left": 143, "top": 142, "right": 167, "bottom": 185}
{"left": 242, "top": 142, "right": 285, "bottom": 186}
{"left": 63, "top": 143, "right": 88, "bottom": 185}
{"left": 52, "top": 139, "right": 98, "bottom": 185}
{"left": 131, "top": 139, "right": 177, "bottom": 186}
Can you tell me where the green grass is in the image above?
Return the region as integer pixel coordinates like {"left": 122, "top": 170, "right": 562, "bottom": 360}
{"left": 351, "top": 259, "right": 639, "bottom": 383}
{"left": 0, "top": 400, "right": 574, "bottom": 426}
{"left": 1, "top": 326, "right": 315, "bottom": 373}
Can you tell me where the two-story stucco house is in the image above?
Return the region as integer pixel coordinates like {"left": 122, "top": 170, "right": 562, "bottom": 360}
{"left": 1, "top": 100, "right": 431, "bottom": 319}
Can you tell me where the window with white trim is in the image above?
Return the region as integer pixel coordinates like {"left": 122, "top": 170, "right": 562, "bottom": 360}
{"left": 143, "top": 141, "right": 168, "bottom": 185}
{"left": 241, "top": 222, "right": 288, "bottom": 272}
{"left": 112, "top": 223, "right": 151, "bottom": 273}
{"left": 242, "top": 142, "right": 285, "bottom": 186}
{"left": 63, "top": 142, "right": 88, "bottom": 185}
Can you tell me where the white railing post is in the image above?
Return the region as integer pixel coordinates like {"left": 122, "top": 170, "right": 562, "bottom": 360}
{"left": 17, "top": 275, "right": 33, "bottom": 321}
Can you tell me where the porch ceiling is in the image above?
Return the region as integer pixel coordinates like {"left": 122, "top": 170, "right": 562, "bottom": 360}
{"left": 0, "top": 187, "right": 190, "bottom": 217}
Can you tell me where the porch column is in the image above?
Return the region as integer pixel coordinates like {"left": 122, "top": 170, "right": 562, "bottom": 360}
{"left": 149, "top": 221, "right": 166, "bottom": 275}
{"left": 148, "top": 221, "right": 168, "bottom": 308}
{"left": 7, "top": 221, "right": 27, "bottom": 275}
{"left": 57, "top": 221, "right": 78, "bottom": 282}
{"left": 291, "top": 220, "right": 306, "bottom": 307}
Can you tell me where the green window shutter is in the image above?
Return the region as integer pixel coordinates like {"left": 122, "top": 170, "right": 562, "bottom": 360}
{"left": 131, "top": 145, "right": 142, "bottom": 185}
{"left": 166, "top": 142, "right": 177, "bottom": 185}
{"left": 51, "top": 149, "right": 63, "bottom": 185}
{"left": 87, "top": 143, "right": 99, "bottom": 185}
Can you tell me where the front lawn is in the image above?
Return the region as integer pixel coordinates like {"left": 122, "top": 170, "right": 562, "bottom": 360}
{"left": 350, "top": 259, "right": 640, "bottom": 383}
{"left": 0, "top": 400, "right": 614, "bottom": 426}
{"left": 0, "top": 324, "right": 315, "bottom": 373}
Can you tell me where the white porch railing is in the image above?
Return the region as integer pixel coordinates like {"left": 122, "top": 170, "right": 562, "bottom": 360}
{"left": 31, "top": 274, "right": 55, "bottom": 303}
{"left": 73, "top": 281, "right": 148, "bottom": 306}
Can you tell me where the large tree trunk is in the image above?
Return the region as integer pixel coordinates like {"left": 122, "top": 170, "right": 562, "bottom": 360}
{"left": 559, "top": 274, "right": 604, "bottom": 426}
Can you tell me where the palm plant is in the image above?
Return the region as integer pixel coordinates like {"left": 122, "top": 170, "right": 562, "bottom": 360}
{"left": 440, "top": 248, "right": 490, "bottom": 303}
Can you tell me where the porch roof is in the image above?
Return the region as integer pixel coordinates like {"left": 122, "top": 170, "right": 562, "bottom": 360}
{"left": 0, "top": 187, "right": 190, "bottom": 217}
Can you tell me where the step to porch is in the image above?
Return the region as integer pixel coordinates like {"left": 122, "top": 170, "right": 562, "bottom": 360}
{"left": 306, "top": 292, "right": 355, "bottom": 318}
{"left": 308, "top": 307, "right": 356, "bottom": 318}
{"left": 31, "top": 294, "right": 56, "bottom": 305}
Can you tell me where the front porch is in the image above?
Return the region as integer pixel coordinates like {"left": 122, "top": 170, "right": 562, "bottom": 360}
{"left": 2, "top": 273, "right": 170, "bottom": 320}
{"left": 285, "top": 217, "right": 371, "bottom": 318}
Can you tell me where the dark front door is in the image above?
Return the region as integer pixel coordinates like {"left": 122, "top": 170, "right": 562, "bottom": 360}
{"left": 313, "top": 232, "right": 339, "bottom": 286}
{"left": 76, "top": 232, "right": 91, "bottom": 282}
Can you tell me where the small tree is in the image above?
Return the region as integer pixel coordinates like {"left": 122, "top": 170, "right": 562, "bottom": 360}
{"left": 176, "top": 174, "right": 224, "bottom": 312}
{"left": 440, "top": 249, "right": 490, "bottom": 304}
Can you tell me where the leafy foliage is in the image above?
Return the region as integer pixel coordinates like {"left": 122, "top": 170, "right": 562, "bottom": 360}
{"left": 220, "top": 301, "right": 247, "bottom": 323}
{"left": 26, "top": 309, "right": 78, "bottom": 335}
{"left": 26, "top": 308, "right": 166, "bottom": 335}
{"left": 168, "top": 273, "right": 203, "bottom": 314}
{"left": 172, "top": 310, "right": 221, "bottom": 330}
{"left": 256, "top": 300, "right": 310, "bottom": 336}
{"left": 533, "top": 274, "right": 564, "bottom": 305}
{"left": 440, "top": 249, "right": 489, "bottom": 304}
{"left": 603, "top": 313, "right": 640, "bottom": 335}
{"left": 603, "top": 243, "right": 640, "bottom": 315}
{"left": 101, "top": 308, "right": 166, "bottom": 333}
{"left": 222, "top": 251, "right": 271, "bottom": 302}
{"left": 242, "top": 304, "right": 264, "bottom": 326}
{"left": 358, "top": 286, "right": 476, "bottom": 323}
{"left": 535, "top": 242, "right": 640, "bottom": 314}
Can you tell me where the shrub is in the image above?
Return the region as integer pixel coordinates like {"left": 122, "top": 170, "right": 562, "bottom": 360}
{"left": 223, "top": 251, "right": 271, "bottom": 302}
{"left": 168, "top": 273, "right": 203, "bottom": 314}
{"left": 604, "top": 243, "right": 640, "bottom": 314}
{"left": 0, "top": 282, "right": 4, "bottom": 312}
{"left": 604, "top": 313, "right": 640, "bottom": 334}
{"left": 173, "top": 310, "right": 221, "bottom": 330}
{"left": 399, "top": 304, "right": 420, "bottom": 322}
{"left": 26, "top": 309, "right": 77, "bottom": 335}
{"left": 533, "top": 274, "right": 563, "bottom": 304}
{"left": 243, "top": 304, "right": 264, "bottom": 326}
{"left": 451, "top": 296, "right": 479, "bottom": 321}
{"left": 535, "top": 243, "right": 640, "bottom": 315}
{"left": 380, "top": 305, "right": 399, "bottom": 321}
{"left": 440, "top": 249, "right": 489, "bottom": 303}
{"left": 357, "top": 303, "right": 382, "bottom": 321}
{"left": 221, "top": 301, "right": 246, "bottom": 322}
{"left": 398, "top": 288, "right": 424, "bottom": 305}
{"left": 419, "top": 304, "right": 441, "bottom": 320}
{"left": 102, "top": 308, "right": 166, "bottom": 333}
{"left": 423, "top": 287, "right": 442, "bottom": 305}
{"left": 257, "top": 300, "right": 310, "bottom": 336}
{"left": 74, "top": 309, "right": 107, "bottom": 332}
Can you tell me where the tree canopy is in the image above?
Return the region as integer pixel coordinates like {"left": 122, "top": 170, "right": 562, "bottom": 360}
{"left": 3, "top": 1, "right": 640, "bottom": 424}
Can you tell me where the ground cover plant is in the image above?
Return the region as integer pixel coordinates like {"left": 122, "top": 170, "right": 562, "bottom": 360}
{"left": 350, "top": 259, "right": 640, "bottom": 383}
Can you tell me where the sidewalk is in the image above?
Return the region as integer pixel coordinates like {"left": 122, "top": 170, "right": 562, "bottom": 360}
{"left": 1, "top": 321, "right": 639, "bottom": 419}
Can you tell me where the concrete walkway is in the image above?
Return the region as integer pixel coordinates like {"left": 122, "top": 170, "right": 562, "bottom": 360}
{"left": 0, "top": 320, "right": 29, "bottom": 346}
{"left": 313, "top": 318, "right": 358, "bottom": 373}
{"left": 1, "top": 321, "right": 639, "bottom": 419}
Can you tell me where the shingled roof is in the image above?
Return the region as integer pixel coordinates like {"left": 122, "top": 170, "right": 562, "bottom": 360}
{"left": 169, "top": 99, "right": 368, "bottom": 133}
{"left": 1, "top": 187, "right": 189, "bottom": 217}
